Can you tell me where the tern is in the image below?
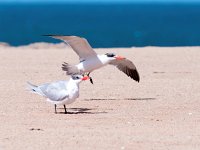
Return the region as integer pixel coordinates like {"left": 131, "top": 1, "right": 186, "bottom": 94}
{"left": 44, "top": 35, "right": 140, "bottom": 83}
{"left": 27, "top": 75, "right": 89, "bottom": 114}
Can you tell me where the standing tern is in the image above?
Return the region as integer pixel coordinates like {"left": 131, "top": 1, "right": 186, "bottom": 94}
{"left": 27, "top": 75, "right": 89, "bottom": 114}
{"left": 44, "top": 35, "right": 140, "bottom": 83}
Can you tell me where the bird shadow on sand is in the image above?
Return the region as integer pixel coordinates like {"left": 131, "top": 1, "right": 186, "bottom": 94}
{"left": 84, "top": 98, "right": 156, "bottom": 101}
{"left": 124, "top": 98, "right": 156, "bottom": 101}
{"left": 57, "top": 107, "right": 107, "bottom": 114}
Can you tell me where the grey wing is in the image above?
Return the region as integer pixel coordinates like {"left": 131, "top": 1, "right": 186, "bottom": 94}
{"left": 44, "top": 35, "right": 97, "bottom": 61}
{"left": 39, "top": 81, "right": 69, "bottom": 101}
{"left": 109, "top": 59, "right": 140, "bottom": 82}
{"left": 62, "top": 62, "right": 82, "bottom": 75}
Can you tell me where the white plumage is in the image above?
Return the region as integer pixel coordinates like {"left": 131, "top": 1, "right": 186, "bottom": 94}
{"left": 45, "top": 35, "right": 140, "bottom": 83}
{"left": 27, "top": 75, "right": 89, "bottom": 114}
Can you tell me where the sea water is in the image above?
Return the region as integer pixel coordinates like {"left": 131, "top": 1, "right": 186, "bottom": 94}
{"left": 0, "top": 2, "right": 200, "bottom": 47}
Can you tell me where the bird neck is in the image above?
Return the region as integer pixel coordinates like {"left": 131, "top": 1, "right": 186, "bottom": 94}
{"left": 68, "top": 78, "right": 80, "bottom": 88}
{"left": 97, "top": 55, "right": 111, "bottom": 65}
{"left": 67, "top": 79, "right": 80, "bottom": 97}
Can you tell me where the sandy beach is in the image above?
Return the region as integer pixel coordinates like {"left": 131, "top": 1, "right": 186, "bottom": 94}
{"left": 0, "top": 44, "right": 200, "bottom": 150}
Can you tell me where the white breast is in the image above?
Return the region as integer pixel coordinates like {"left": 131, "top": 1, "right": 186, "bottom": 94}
{"left": 77, "top": 55, "right": 109, "bottom": 73}
{"left": 65, "top": 83, "right": 79, "bottom": 105}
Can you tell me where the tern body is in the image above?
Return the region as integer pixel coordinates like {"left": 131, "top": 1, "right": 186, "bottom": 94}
{"left": 45, "top": 35, "right": 140, "bottom": 83}
{"left": 27, "top": 75, "right": 89, "bottom": 113}
{"left": 76, "top": 55, "right": 110, "bottom": 73}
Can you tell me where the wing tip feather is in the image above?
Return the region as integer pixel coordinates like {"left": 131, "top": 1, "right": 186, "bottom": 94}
{"left": 132, "top": 69, "right": 140, "bottom": 82}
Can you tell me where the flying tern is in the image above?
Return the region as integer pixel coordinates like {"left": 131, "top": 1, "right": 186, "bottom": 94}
{"left": 27, "top": 75, "right": 89, "bottom": 114}
{"left": 44, "top": 35, "right": 140, "bottom": 83}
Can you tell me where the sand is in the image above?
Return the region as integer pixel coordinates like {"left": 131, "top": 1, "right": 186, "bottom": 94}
{"left": 0, "top": 44, "right": 200, "bottom": 150}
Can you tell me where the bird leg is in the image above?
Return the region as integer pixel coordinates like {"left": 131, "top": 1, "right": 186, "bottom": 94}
{"left": 63, "top": 105, "right": 67, "bottom": 114}
{"left": 86, "top": 72, "right": 93, "bottom": 84}
{"left": 54, "top": 104, "right": 57, "bottom": 114}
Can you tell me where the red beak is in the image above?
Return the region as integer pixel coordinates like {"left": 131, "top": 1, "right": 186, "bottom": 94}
{"left": 114, "top": 55, "right": 125, "bottom": 60}
{"left": 82, "top": 76, "right": 89, "bottom": 81}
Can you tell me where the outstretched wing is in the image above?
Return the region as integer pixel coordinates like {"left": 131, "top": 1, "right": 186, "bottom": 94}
{"left": 109, "top": 59, "right": 140, "bottom": 82}
{"left": 44, "top": 35, "right": 97, "bottom": 61}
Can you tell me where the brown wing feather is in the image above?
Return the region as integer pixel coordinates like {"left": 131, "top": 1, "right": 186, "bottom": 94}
{"left": 109, "top": 59, "right": 140, "bottom": 82}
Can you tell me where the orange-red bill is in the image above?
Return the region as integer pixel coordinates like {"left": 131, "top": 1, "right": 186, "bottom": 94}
{"left": 114, "top": 56, "right": 125, "bottom": 60}
{"left": 82, "top": 76, "right": 89, "bottom": 81}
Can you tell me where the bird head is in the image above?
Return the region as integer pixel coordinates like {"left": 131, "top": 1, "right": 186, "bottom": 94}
{"left": 105, "top": 53, "right": 125, "bottom": 61}
{"left": 71, "top": 74, "right": 89, "bottom": 84}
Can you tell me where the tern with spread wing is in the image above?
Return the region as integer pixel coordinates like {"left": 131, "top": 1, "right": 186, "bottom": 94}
{"left": 27, "top": 75, "right": 89, "bottom": 114}
{"left": 44, "top": 35, "right": 140, "bottom": 83}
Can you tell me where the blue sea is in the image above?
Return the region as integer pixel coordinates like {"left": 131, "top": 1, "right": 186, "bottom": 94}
{"left": 0, "top": 2, "right": 200, "bottom": 47}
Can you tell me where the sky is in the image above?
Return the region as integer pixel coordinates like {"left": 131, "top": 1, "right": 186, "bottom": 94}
{"left": 1, "top": 0, "right": 200, "bottom": 3}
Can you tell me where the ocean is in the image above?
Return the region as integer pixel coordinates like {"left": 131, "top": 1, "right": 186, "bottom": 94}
{"left": 0, "top": 2, "right": 200, "bottom": 47}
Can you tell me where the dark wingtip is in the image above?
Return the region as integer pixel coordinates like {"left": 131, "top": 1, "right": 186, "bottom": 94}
{"left": 61, "top": 62, "right": 68, "bottom": 68}
{"left": 130, "top": 69, "right": 140, "bottom": 83}
{"left": 61, "top": 62, "right": 70, "bottom": 73}
{"left": 135, "top": 70, "right": 140, "bottom": 83}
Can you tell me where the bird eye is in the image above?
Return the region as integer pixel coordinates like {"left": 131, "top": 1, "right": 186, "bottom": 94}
{"left": 72, "top": 75, "right": 80, "bottom": 80}
{"left": 76, "top": 76, "right": 80, "bottom": 79}
{"left": 106, "top": 53, "right": 115, "bottom": 57}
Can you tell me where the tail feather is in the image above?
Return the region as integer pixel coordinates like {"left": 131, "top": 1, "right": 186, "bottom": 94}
{"left": 27, "top": 82, "right": 44, "bottom": 96}
{"left": 62, "top": 62, "right": 81, "bottom": 75}
{"left": 27, "top": 82, "right": 37, "bottom": 90}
